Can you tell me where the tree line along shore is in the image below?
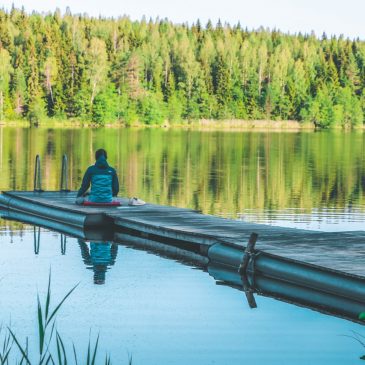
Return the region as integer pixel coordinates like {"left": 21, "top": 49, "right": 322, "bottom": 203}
{"left": 0, "top": 7, "right": 364, "bottom": 128}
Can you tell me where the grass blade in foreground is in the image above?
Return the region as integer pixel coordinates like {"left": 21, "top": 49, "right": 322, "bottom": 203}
{"left": 1, "top": 272, "right": 137, "bottom": 364}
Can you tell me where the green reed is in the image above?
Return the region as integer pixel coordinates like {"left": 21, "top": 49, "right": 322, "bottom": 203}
{"left": 343, "top": 330, "right": 365, "bottom": 361}
{"left": 1, "top": 273, "right": 130, "bottom": 365}
{"left": 0, "top": 325, "right": 13, "bottom": 365}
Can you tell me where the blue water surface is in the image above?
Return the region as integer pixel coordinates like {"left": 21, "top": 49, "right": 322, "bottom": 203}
{"left": 0, "top": 223, "right": 364, "bottom": 365}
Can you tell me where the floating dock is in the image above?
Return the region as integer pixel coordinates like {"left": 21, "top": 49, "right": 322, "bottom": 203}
{"left": 1, "top": 190, "right": 365, "bottom": 275}
{"left": 1, "top": 189, "right": 365, "bottom": 309}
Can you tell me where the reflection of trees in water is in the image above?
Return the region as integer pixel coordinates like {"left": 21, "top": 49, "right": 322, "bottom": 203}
{"left": 78, "top": 240, "right": 118, "bottom": 285}
{"left": 1, "top": 128, "right": 365, "bottom": 218}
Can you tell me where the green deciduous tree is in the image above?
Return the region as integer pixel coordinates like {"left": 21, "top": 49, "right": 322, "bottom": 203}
{"left": 87, "top": 37, "right": 108, "bottom": 105}
{"left": 92, "top": 84, "right": 119, "bottom": 125}
{"left": 0, "top": 48, "right": 12, "bottom": 120}
{"left": 138, "top": 92, "right": 166, "bottom": 125}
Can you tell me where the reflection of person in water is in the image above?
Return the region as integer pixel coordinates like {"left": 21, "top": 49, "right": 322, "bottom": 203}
{"left": 78, "top": 240, "right": 118, "bottom": 284}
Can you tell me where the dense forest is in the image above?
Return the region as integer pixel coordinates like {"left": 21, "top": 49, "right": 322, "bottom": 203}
{"left": 0, "top": 7, "right": 365, "bottom": 127}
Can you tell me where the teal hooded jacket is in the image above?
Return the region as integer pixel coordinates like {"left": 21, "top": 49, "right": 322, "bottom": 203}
{"left": 77, "top": 156, "right": 119, "bottom": 202}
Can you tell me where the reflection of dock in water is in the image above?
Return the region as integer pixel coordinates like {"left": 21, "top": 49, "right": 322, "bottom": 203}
{"left": 1, "top": 208, "right": 365, "bottom": 325}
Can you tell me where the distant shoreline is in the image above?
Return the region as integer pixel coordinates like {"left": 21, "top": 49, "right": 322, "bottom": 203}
{"left": 0, "top": 119, "right": 319, "bottom": 131}
{"left": 187, "top": 119, "right": 315, "bottom": 131}
{"left": 2, "top": 119, "right": 364, "bottom": 131}
{"left": 1, "top": 118, "right": 364, "bottom": 131}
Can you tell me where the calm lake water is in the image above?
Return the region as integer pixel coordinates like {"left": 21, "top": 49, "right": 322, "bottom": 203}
{"left": 1, "top": 127, "right": 365, "bottom": 364}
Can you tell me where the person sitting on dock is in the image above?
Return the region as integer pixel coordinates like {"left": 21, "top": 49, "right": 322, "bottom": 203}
{"left": 76, "top": 148, "right": 119, "bottom": 205}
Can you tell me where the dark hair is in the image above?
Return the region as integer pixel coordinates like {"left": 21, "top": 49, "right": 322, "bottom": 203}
{"left": 95, "top": 148, "right": 107, "bottom": 160}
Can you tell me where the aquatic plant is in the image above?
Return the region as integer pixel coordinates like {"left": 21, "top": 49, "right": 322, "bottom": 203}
{"left": 353, "top": 332, "right": 365, "bottom": 361}
{"left": 355, "top": 313, "right": 365, "bottom": 360}
{"left": 344, "top": 330, "right": 365, "bottom": 361}
{"left": 0, "top": 325, "right": 13, "bottom": 365}
{"left": 0, "top": 273, "right": 130, "bottom": 364}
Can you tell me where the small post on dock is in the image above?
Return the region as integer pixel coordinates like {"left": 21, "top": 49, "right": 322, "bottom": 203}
{"left": 60, "top": 154, "right": 70, "bottom": 192}
{"left": 33, "top": 155, "right": 43, "bottom": 192}
{"left": 238, "top": 232, "right": 258, "bottom": 308}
